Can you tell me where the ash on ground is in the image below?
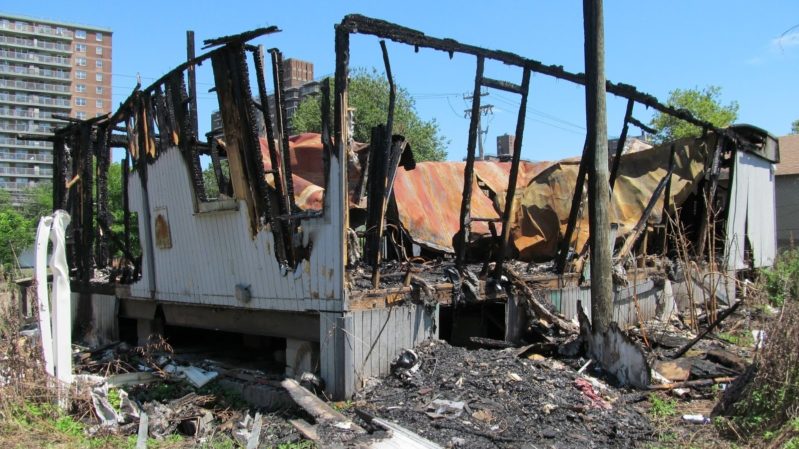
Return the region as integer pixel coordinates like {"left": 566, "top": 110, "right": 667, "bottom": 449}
{"left": 352, "top": 340, "right": 653, "bottom": 449}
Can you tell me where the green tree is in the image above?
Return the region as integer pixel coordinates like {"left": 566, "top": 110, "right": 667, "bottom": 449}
{"left": 291, "top": 69, "right": 448, "bottom": 161}
{"left": 650, "top": 86, "right": 739, "bottom": 143}
{"left": 18, "top": 182, "right": 53, "bottom": 222}
{"left": 0, "top": 209, "right": 33, "bottom": 272}
{"left": 791, "top": 119, "right": 799, "bottom": 134}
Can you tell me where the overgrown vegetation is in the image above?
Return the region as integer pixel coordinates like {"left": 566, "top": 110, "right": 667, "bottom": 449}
{"left": 722, "top": 301, "right": 799, "bottom": 433}
{"left": 760, "top": 249, "right": 799, "bottom": 307}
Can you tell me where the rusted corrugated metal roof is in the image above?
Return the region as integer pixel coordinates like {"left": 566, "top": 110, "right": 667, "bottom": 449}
{"left": 512, "top": 137, "right": 708, "bottom": 260}
{"left": 256, "top": 132, "right": 708, "bottom": 262}
{"left": 392, "top": 160, "right": 551, "bottom": 252}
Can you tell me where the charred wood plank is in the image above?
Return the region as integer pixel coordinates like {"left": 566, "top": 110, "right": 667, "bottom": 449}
{"left": 202, "top": 26, "right": 280, "bottom": 49}
{"left": 608, "top": 98, "right": 634, "bottom": 191}
{"left": 455, "top": 55, "right": 485, "bottom": 274}
{"left": 670, "top": 300, "right": 742, "bottom": 359}
{"left": 615, "top": 158, "right": 675, "bottom": 261}
{"left": 506, "top": 267, "right": 578, "bottom": 334}
{"left": 554, "top": 140, "right": 589, "bottom": 273}
{"left": 481, "top": 76, "right": 523, "bottom": 95}
{"left": 252, "top": 45, "right": 286, "bottom": 214}
{"left": 494, "top": 67, "right": 531, "bottom": 282}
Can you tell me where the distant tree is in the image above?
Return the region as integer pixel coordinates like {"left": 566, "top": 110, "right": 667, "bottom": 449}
{"left": 18, "top": 182, "right": 53, "bottom": 222}
{"left": 650, "top": 86, "right": 739, "bottom": 143}
{"left": 292, "top": 69, "right": 448, "bottom": 161}
{"left": 0, "top": 205, "right": 33, "bottom": 273}
{"left": 791, "top": 119, "right": 799, "bottom": 134}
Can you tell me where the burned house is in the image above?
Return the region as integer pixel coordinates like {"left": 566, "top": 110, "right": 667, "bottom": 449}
{"left": 34, "top": 16, "right": 777, "bottom": 399}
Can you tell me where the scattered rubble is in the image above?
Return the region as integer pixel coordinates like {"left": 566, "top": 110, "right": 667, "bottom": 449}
{"left": 351, "top": 340, "right": 654, "bottom": 448}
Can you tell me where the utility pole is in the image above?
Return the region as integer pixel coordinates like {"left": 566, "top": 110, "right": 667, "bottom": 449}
{"left": 464, "top": 92, "right": 493, "bottom": 160}
{"left": 583, "top": 0, "right": 613, "bottom": 334}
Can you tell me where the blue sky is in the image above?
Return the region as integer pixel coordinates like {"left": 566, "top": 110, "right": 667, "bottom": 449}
{"left": 4, "top": 1, "right": 798, "bottom": 161}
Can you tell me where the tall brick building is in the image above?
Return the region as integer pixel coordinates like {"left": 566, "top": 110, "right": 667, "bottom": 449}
{"left": 0, "top": 13, "right": 112, "bottom": 196}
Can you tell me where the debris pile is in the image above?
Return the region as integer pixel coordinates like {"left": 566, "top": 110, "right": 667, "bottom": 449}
{"left": 68, "top": 339, "right": 307, "bottom": 448}
{"left": 352, "top": 340, "right": 654, "bottom": 448}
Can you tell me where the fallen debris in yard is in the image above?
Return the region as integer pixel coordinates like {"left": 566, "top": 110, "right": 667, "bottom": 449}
{"left": 351, "top": 340, "right": 653, "bottom": 448}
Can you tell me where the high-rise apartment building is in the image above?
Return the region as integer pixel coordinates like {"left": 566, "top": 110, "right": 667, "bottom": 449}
{"left": 0, "top": 13, "right": 112, "bottom": 197}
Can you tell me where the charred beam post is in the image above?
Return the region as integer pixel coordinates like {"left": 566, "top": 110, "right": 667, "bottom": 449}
{"left": 660, "top": 143, "right": 678, "bottom": 256}
{"left": 79, "top": 123, "right": 94, "bottom": 286}
{"left": 52, "top": 134, "right": 67, "bottom": 210}
{"left": 269, "top": 49, "right": 297, "bottom": 217}
{"left": 696, "top": 135, "right": 725, "bottom": 259}
{"left": 616, "top": 150, "right": 677, "bottom": 261}
{"left": 336, "top": 15, "right": 738, "bottom": 144}
{"left": 253, "top": 45, "right": 286, "bottom": 212}
{"left": 211, "top": 45, "right": 289, "bottom": 263}
{"left": 187, "top": 31, "right": 199, "bottom": 139}
{"left": 95, "top": 124, "right": 111, "bottom": 268}
{"left": 122, "top": 151, "right": 131, "bottom": 258}
{"left": 320, "top": 78, "right": 333, "bottom": 196}
{"left": 608, "top": 98, "right": 634, "bottom": 191}
{"left": 365, "top": 125, "right": 388, "bottom": 286}
{"left": 366, "top": 41, "right": 398, "bottom": 288}
{"left": 493, "top": 67, "right": 531, "bottom": 283}
{"left": 554, "top": 141, "right": 588, "bottom": 273}
{"left": 455, "top": 56, "right": 485, "bottom": 274}
{"left": 166, "top": 73, "right": 207, "bottom": 202}
{"left": 584, "top": 0, "right": 613, "bottom": 333}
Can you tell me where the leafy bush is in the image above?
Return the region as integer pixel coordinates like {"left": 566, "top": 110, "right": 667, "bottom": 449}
{"left": 717, "top": 302, "right": 799, "bottom": 432}
{"left": 761, "top": 249, "right": 799, "bottom": 306}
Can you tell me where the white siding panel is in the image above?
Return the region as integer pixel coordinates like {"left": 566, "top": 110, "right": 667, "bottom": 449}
{"left": 126, "top": 147, "right": 344, "bottom": 311}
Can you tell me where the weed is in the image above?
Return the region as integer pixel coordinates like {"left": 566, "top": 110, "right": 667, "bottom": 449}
{"left": 108, "top": 387, "right": 122, "bottom": 411}
{"left": 717, "top": 331, "right": 754, "bottom": 347}
{"left": 53, "top": 415, "right": 85, "bottom": 437}
{"left": 785, "top": 437, "right": 799, "bottom": 449}
{"left": 198, "top": 381, "right": 247, "bottom": 409}
{"left": 649, "top": 394, "right": 677, "bottom": 418}
{"left": 761, "top": 249, "right": 799, "bottom": 306}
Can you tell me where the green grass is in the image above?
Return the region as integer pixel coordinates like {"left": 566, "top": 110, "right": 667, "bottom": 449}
{"left": 649, "top": 394, "right": 678, "bottom": 419}
{"left": 717, "top": 331, "right": 755, "bottom": 347}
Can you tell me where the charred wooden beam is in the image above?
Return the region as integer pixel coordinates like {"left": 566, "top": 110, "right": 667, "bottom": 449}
{"left": 186, "top": 31, "right": 199, "bottom": 140}
{"left": 628, "top": 116, "right": 657, "bottom": 135}
{"left": 252, "top": 45, "right": 286, "bottom": 214}
{"left": 660, "top": 143, "right": 678, "bottom": 256}
{"left": 166, "top": 73, "right": 206, "bottom": 201}
{"left": 211, "top": 45, "right": 288, "bottom": 263}
{"left": 95, "top": 125, "right": 110, "bottom": 268}
{"left": 608, "top": 98, "right": 634, "bottom": 191}
{"left": 455, "top": 55, "right": 485, "bottom": 276}
{"left": 365, "top": 125, "right": 388, "bottom": 287}
{"left": 320, "top": 78, "right": 333, "bottom": 194}
{"left": 337, "top": 14, "right": 731, "bottom": 136}
{"left": 481, "top": 77, "right": 524, "bottom": 95}
{"left": 269, "top": 49, "right": 297, "bottom": 220}
{"left": 554, "top": 141, "right": 588, "bottom": 273}
{"left": 122, "top": 151, "right": 131, "bottom": 258}
{"left": 52, "top": 135, "right": 67, "bottom": 210}
{"left": 202, "top": 26, "right": 280, "bottom": 49}
{"left": 696, "top": 135, "right": 725, "bottom": 259}
{"left": 493, "top": 67, "right": 531, "bottom": 282}
{"left": 615, "top": 151, "right": 677, "bottom": 261}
